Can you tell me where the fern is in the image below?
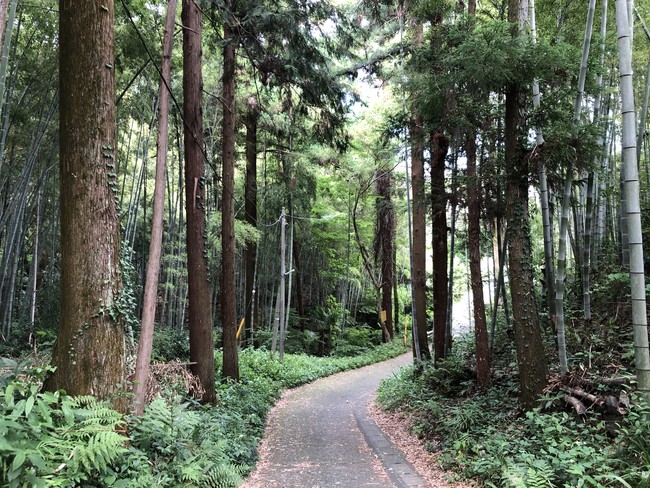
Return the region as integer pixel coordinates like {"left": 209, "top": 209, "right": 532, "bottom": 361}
{"left": 203, "top": 463, "right": 245, "bottom": 488}
{"left": 504, "top": 461, "right": 556, "bottom": 488}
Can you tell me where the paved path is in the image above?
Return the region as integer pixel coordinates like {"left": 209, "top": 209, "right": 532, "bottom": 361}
{"left": 242, "top": 354, "right": 427, "bottom": 488}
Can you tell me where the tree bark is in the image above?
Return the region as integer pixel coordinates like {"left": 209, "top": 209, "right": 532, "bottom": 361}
{"left": 182, "top": 0, "right": 216, "bottom": 403}
{"left": 430, "top": 131, "right": 448, "bottom": 364}
{"left": 504, "top": 0, "right": 548, "bottom": 408}
{"left": 45, "top": 0, "right": 125, "bottom": 410}
{"left": 221, "top": 5, "right": 239, "bottom": 380}
{"left": 244, "top": 96, "right": 258, "bottom": 347}
{"left": 133, "top": 0, "right": 177, "bottom": 416}
{"left": 410, "top": 115, "right": 430, "bottom": 360}
{"left": 376, "top": 165, "right": 394, "bottom": 340}
{"left": 467, "top": 134, "right": 490, "bottom": 388}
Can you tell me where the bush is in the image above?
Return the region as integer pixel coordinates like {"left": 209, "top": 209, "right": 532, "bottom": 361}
{"left": 151, "top": 328, "right": 190, "bottom": 362}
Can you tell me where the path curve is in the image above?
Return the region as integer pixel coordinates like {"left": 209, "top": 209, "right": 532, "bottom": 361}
{"left": 241, "top": 353, "right": 428, "bottom": 488}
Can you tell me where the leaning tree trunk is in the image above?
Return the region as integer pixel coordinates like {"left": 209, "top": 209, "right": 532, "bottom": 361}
{"left": 45, "top": 0, "right": 125, "bottom": 410}
{"left": 132, "top": 0, "right": 177, "bottom": 416}
{"left": 182, "top": 0, "right": 216, "bottom": 403}
{"left": 431, "top": 131, "right": 448, "bottom": 364}
{"left": 221, "top": 3, "right": 239, "bottom": 380}
{"left": 505, "top": 0, "right": 548, "bottom": 409}
{"left": 615, "top": 0, "right": 650, "bottom": 404}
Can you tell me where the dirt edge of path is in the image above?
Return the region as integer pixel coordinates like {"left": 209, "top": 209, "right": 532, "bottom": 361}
{"left": 367, "top": 399, "right": 477, "bottom": 488}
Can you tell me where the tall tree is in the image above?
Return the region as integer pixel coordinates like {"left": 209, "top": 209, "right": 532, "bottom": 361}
{"left": 45, "top": 0, "right": 125, "bottom": 408}
{"left": 182, "top": 0, "right": 216, "bottom": 403}
{"left": 243, "top": 95, "right": 259, "bottom": 346}
{"left": 504, "top": 0, "right": 548, "bottom": 408}
{"left": 410, "top": 113, "right": 430, "bottom": 360}
{"left": 133, "top": 0, "right": 177, "bottom": 416}
{"left": 375, "top": 164, "right": 395, "bottom": 340}
{"left": 615, "top": 0, "right": 650, "bottom": 404}
{"left": 467, "top": 131, "right": 490, "bottom": 388}
{"left": 221, "top": 0, "right": 239, "bottom": 380}
{"left": 430, "top": 130, "right": 448, "bottom": 364}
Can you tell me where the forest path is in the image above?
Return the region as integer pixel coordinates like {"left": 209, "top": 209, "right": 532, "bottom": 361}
{"left": 241, "top": 353, "right": 431, "bottom": 488}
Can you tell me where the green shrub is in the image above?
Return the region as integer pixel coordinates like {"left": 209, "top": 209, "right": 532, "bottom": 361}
{"left": 151, "top": 327, "right": 190, "bottom": 362}
{"left": 0, "top": 359, "right": 127, "bottom": 487}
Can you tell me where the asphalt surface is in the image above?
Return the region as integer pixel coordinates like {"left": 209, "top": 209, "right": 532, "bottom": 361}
{"left": 241, "top": 353, "right": 428, "bottom": 488}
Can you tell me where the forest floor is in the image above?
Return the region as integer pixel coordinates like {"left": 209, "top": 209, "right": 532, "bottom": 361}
{"left": 241, "top": 353, "right": 473, "bottom": 488}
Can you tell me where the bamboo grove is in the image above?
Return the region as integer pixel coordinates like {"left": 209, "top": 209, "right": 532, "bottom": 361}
{"left": 0, "top": 0, "right": 648, "bottom": 413}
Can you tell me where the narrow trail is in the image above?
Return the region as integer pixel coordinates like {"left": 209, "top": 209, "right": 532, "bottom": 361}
{"left": 241, "top": 354, "right": 441, "bottom": 488}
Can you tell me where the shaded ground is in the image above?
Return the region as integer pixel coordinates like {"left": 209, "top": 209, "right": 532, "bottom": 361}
{"left": 241, "top": 353, "right": 469, "bottom": 488}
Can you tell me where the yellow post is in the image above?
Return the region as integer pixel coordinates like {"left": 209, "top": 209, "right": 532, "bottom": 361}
{"left": 236, "top": 318, "right": 245, "bottom": 339}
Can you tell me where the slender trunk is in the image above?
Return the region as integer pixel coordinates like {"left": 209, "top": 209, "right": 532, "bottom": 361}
{"left": 467, "top": 134, "right": 490, "bottom": 388}
{"left": 410, "top": 114, "right": 430, "bottom": 360}
{"left": 556, "top": 0, "right": 596, "bottom": 373}
{"left": 431, "top": 131, "right": 449, "bottom": 364}
{"left": 244, "top": 96, "right": 258, "bottom": 346}
{"left": 615, "top": 0, "right": 650, "bottom": 404}
{"left": 221, "top": 6, "right": 239, "bottom": 380}
{"left": 279, "top": 209, "right": 287, "bottom": 360}
{"left": 182, "top": 0, "right": 216, "bottom": 402}
{"left": 133, "top": 0, "right": 177, "bottom": 416}
{"left": 0, "top": 0, "right": 15, "bottom": 177}
{"left": 293, "top": 237, "right": 305, "bottom": 321}
{"left": 353, "top": 177, "right": 390, "bottom": 342}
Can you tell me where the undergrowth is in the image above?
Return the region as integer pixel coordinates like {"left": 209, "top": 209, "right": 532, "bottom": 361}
{"left": 377, "top": 338, "right": 650, "bottom": 487}
{"left": 1, "top": 340, "right": 406, "bottom": 486}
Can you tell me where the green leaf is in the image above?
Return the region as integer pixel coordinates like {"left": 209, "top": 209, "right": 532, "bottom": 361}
{"left": 24, "top": 395, "right": 35, "bottom": 417}
{"left": 12, "top": 451, "right": 25, "bottom": 471}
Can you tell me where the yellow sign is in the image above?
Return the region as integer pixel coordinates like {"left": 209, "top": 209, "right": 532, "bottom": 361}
{"left": 380, "top": 310, "right": 387, "bottom": 322}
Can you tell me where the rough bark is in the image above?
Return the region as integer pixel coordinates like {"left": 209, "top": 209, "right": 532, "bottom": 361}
{"left": 504, "top": 0, "right": 548, "bottom": 408}
{"left": 376, "top": 165, "right": 395, "bottom": 340}
{"left": 133, "top": 0, "right": 177, "bottom": 416}
{"left": 182, "top": 0, "right": 216, "bottom": 402}
{"left": 221, "top": 7, "right": 239, "bottom": 380}
{"left": 430, "top": 131, "right": 448, "bottom": 364}
{"left": 410, "top": 115, "right": 430, "bottom": 360}
{"left": 467, "top": 134, "right": 490, "bottom": 388}
{"left": 45, "top": 1, "right": 125, "bottom": 409}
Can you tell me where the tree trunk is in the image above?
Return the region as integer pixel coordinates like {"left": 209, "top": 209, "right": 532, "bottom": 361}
{"left": 615, "top": 0, "right": 650, "bottom": 404}
{"left": 431, "top": 131, "right": 448, "bottom": 364}
{"left": 409, "top": 114, "right": 430, "bottom": 360}
{"left": 244, "top": 96, "right": 258, "bottom": 346}
{"left": 504, "top": 0, "right": 548, "bottom": 408}
{"left": 182, "top": 0, "right": 216, "bottom": 403}
{"left": 45, "top": 0, "right": 125, "bottom": 410}
{"left": 221, "top": 7, "right": 239, "bottom": 380}
{"left": 292, "top": 237, "right": 305, "bottom": 322}
{"left": 467, "top": 133, "right": 490, "bottom": 388}
{"left": 133, "top": 0, "right": 177, "bottom": 416}
{"left": 376, "top": 165, "right": 394, "bottom": 340}
{"left": 555, "top": 0, "right": 596, "bottom": 374}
